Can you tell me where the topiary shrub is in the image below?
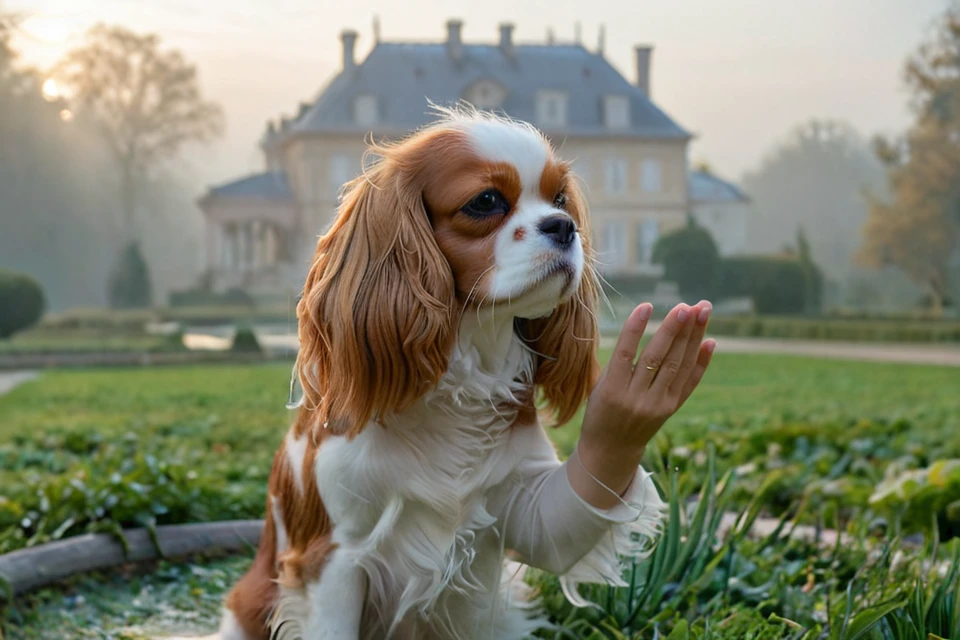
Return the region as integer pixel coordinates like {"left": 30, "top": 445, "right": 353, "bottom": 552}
{"left": 108, "top": 241, "right": 152, "bottom": 309}
{"left": 230, "top": 325, "right": 262, "bottom": 353}
{"left": 0, "top": 270, "right": 46, "bottom": 338}
{"left": 651, "top": 219, "right": 721, "bottom": 300}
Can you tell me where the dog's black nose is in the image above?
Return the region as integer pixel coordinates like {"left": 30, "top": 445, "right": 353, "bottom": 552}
{"left": 537, "top": 215, "right": 577, "bottom": 248}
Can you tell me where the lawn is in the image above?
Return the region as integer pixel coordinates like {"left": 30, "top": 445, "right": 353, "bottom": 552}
{"left": 2, "top": 353, "right": 960, "bottom": 638}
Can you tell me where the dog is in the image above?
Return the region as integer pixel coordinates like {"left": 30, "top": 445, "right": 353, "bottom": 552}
{"left": 215, "top": 108, "right": 665, "bottom": 640}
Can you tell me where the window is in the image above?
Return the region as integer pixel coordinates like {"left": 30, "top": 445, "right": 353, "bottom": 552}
{"left": 353, "top": 94, "right": 378, "bottom": 127}
{"left": 536, "top": 91, "right": 568, "bottom": 128}
{"left": 329, "top": 154, "right": 353, "bottom": 197}
{"left": 640, "top": 159, "right": 662, "bottom": 193}
{"left": 635, "top": 218, "right": 659, "bottom": 264}
{"left": 601, "top": 221, "right": 628, "bottom": 269}
{"left": 603, "top": 95, "right": 630, "bottom": 129}
{"left": 605, "top": 156, "right": 628, "bottom": 195}
{"left": 465, "top": 80, "right": 506, "bottom": 109}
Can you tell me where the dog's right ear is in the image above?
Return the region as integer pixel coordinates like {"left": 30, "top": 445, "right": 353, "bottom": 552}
{"left": 294, "top": 151, "right": 457, "bottom": 440}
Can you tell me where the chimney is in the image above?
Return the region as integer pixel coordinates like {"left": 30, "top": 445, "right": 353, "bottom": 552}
{"left": 635, "top": 45, "right": 652, "bottom": 96}
{"left": 446, "top": 19, "right": 463, "bottom": 61}
{"left": 499, "top": 23, "right": 514, "bottom": 56}
{"left": 341, "top": 29, "right": 358, "bottom": 71}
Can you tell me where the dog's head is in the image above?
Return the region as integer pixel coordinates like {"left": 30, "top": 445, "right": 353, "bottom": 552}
{"left": 296, "top": 108, "right": 600, "bottom": 437}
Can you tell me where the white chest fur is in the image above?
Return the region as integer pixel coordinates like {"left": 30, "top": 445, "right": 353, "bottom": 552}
{"left": 311, "top": 331, "right": 540, "bottom": 638}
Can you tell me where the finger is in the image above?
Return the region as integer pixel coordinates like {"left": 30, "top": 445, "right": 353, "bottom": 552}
{"left": 607, "top": 303, "right": 653, "bottom": 386}
{"left": 649, "top": 303, "right": 698, "bottom": 392}
{"left": 633, "top": 303, "right": 692, "bottom": 390}
{"left": 669, "top": 301, "right": 712, "bottom": 395}
{"left": 677, "top": 339, "right": 717, "bottom": 407}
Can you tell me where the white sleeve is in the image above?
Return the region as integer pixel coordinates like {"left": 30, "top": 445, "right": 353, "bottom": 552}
{"left": 488, "top": 425, "right": 666, "bottom": 606}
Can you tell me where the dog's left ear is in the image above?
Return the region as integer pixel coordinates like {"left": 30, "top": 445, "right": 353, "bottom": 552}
{"left": 295, "top": 151, "right": 457, "bottom": 439}
{"left": 519, "top": 176, "right": 601, "bottom": 426}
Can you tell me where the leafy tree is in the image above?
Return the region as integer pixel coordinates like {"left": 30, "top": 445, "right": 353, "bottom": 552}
{"left": 741, "top": 120, "right": 885, "bottom": 292}
{"left": 796, "top": 226, "right": 824, "bottom": 314}
{"left": 54, "top": 24, "right": 224, "bottom": 307}
{"left": 0, "top": 270, "right": 46, "bottom": 338}
{"left": 859, "top": 5, "right": 960, "bottom": 314}
{"left": 652, "top": 218, "right": 721, "bottom": 300}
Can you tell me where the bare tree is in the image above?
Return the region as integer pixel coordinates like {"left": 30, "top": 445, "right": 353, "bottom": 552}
{"left": 53, "top": 24, "right": 223, "bottom": 306}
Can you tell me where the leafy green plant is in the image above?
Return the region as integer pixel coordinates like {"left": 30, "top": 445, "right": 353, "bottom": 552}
{"left": 0, "top": 430, "right": 266, "bottom": 556}
{"left": 0, "top": 270, "right": 46, "bottom": 339}
{"left": 870, "top": 460, "right": 960, "bottom": 539}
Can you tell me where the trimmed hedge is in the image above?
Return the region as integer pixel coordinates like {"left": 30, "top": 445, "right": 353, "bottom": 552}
{"left": 41, "top": 304, "right": 298, "bottom": 331}
{"left": 0, "top": 270, "right": 46, "bottom": 338}
{"left": 718, "top": 256, "right": 816, "bottom": 315}
{"left": 706, "top": 315, "right": 960, "bottom": 342}
{"left": 168, "top": 287, "right": 255, "bottom": 309}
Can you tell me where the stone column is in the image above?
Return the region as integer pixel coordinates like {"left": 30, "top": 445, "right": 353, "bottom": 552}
{"left": 265, "top": 224, "right": 277, "bottom": 265}
{"left": 242, "top": 222, "right": 253, "bottom": 270}
{"left": 222, "top": 225, "right": 233, "bottom": 269}
{"left": 205, "top": 220, "right": 219, "bottom": 270}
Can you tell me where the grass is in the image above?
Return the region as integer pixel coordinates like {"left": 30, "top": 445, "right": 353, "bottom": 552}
{"left": 2, "top": 352, "right": 960, "bottom": 637}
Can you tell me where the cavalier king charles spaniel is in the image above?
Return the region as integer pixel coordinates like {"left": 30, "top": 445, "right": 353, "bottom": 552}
{"left": 215, "top": 108, "right": 665, "bottom": 640}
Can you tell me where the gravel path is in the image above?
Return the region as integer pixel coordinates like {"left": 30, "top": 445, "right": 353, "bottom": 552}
{"left": 598, "top": 326, "right": 960, "bottom": 367}
{"left": 706, "top": 337, "right": 960, "bottom": 367}
{"left": 0, "top": 370, "right": 37, "bottom": 395}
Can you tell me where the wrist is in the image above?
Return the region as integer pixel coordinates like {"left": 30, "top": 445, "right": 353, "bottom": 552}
{"left": 568, "top": 440, "right": 644, "bottom": 510}
{"left": 577, "top": 436, "right": 646, "bottom": 475}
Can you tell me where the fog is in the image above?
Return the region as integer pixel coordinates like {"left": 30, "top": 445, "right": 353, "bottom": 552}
{"left": 1, "top": 1, "right": 957, "bottom": 312}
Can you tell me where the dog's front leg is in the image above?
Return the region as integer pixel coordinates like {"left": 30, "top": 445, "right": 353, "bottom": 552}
{"left": 301, "top": 547, "right": 366, "bottom": 639}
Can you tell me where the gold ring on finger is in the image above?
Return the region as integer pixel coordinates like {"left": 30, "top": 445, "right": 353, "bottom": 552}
{"left": 645, "top": 364, "right": 660, "bottom": 372}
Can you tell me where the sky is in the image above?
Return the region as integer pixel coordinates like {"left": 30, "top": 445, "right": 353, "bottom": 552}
{"left": 7, "top": 0, "right": 949, "bottom": 186}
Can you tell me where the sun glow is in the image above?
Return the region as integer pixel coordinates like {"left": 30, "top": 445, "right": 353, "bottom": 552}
{"left": 42, "top": 78, "right": 61, "bottom": 101}
{"left": 20, "top": 15, "right": 76, "bottom": 45}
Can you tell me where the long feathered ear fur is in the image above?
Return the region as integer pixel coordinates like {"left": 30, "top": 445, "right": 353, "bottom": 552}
{"left": 295, "top": 150, "right": 457, "bottom": 439}
{"left": 518, "top": 175, "right": 601, "bottom": 426}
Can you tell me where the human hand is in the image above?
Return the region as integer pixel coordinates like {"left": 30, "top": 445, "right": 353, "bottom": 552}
{"left": 568, "top": 301, "right": 716, "bottom": 509}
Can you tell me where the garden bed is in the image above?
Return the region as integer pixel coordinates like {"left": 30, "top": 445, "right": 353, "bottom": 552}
{"left": 1, "top": 355, "right": 959, "bottom": 637}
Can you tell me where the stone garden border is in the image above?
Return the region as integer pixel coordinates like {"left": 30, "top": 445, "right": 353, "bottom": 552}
{"left": 0, "top": 520, "right": 262, "bottom": 597}
{"left": 1, "top": 513, "right": 887, "bottom": 599}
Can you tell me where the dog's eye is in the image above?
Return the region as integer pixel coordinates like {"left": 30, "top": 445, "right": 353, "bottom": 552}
{"left": 463, "top": 189, "right": 510, "bottom": 217}
{"left": 554, "top": 192, "right": 568, "bottom": 210}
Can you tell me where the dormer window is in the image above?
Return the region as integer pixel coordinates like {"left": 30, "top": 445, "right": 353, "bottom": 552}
{"left": 464, "top": 79, "right": 506, "bottom": 110}
{"left": 354, "top": 94, "right": 378, "bottom": 127}
{"left": 603, "top": 95, "right": 630, "bottom": 129}
{"left": 536, "top": 91, "right": 567, "bottom": 128}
